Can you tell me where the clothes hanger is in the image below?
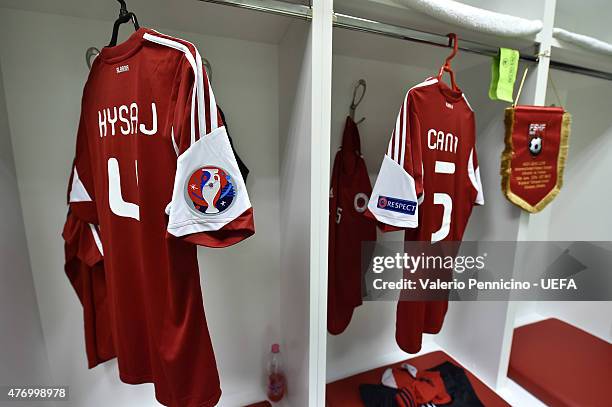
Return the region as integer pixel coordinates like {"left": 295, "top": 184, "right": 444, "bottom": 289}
{"left": 109, "top": 0, "right": 140, "bottom": 47}
{"left": 437, "top": 33, "right": 460, "bottom": 92}
{"left": 349, "top": 79, "right": 366, "bottom": 125}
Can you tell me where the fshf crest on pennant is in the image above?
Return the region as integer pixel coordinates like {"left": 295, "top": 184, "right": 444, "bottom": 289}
{"left": 501, "top": 105, "right": 571, "bottom": 213}
{"left": 186, "top": 166, "right": 236, "bottom": 215}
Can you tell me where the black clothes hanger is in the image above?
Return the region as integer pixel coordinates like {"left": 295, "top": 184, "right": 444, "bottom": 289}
{"left": 109, "top": 0, "right": 140, "bottom": 47}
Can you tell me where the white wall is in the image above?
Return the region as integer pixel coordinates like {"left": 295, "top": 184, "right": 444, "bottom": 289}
{"left": 0, "top": 55, "right": 53, "bottom": 401}
{"left": 544, "top": 73, "right": 612, "bottom": 241}
{"left": 0, "top": 8, "right": 284, "bottom": 406}
{"left": 555, "top": 0, "right": 612, "bottom": 43}
{"left": 278, "top": 21, "right": 313, "bottom": 407}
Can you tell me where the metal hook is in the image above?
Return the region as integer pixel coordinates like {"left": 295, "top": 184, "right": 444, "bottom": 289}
{"left": 350, "top": 79, "right": 366, "bottom": 125}
{"left": 86, "top": 47, "right": 100, "bottom": 70}
{"left": 202, "top": 57, "right": 213, "bottom": 83}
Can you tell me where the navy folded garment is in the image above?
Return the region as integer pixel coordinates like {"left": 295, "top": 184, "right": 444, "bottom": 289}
{"left": 359, "top": 384, "right": 399, "bottom": 407}
{"left": 429, "top": 362, "right": 484, "bottom": 407}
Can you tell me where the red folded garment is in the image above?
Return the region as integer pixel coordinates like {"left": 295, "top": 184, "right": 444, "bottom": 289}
{"left": 383, "top": 364, "right": 452, "bottom": 405}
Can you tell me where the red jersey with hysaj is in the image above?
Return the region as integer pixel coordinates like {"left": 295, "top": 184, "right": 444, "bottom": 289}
{"left": 67, "top": 28, "right": 254, "bottom": 407}
{"left": 367, "top": 77, "right": 483, "bottom": 353}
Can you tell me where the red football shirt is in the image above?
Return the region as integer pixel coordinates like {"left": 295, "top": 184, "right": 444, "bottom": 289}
{"left": 368, "top": 77, "right": 483, "bottom": 353}
{"left": 67, "top": 28, "right": 254, "bottom": 407}
{"left": 328, "top": 117, "right": 377, "bottom": 335}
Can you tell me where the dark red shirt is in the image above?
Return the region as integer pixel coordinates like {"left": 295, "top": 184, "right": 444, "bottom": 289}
{"left": 67, "top": 28, "right": 254, "bottom": 407}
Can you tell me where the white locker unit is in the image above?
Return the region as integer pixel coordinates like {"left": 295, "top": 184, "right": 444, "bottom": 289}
{"left": 0, "top": 0, "right": 610, "bottom": 406}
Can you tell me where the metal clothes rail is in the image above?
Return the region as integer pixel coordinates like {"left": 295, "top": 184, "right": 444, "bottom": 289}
{"left": 198, "top": 0, "right": 612, "bottom": 81}
{"left": 201, "top": 0, "right": 312, "bottom": 19}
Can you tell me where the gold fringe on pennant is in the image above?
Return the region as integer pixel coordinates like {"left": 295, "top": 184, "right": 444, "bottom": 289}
{"left": 500, "top": 109, "right": 572, "bottom": 213}
{"left": 500, "top": 107, "right": 519, "bottom": 207}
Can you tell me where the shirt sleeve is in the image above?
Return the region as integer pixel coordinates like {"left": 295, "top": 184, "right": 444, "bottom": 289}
{"left": 367, "top": 91, "right": 423, "bottom": 229}
{"left": 62, "top": 212, "right": 104, "bottom": 269}
{"left": 166, "top": 54, "right": 254, "bottom": 248}
{"left": 68, "top": 105, "right": 98, "bottom": 224}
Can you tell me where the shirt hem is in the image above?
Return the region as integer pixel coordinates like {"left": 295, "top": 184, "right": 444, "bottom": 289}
{"left": 118, "top": 373, "right": 222, "bottom": 407}
{"left": 168, "top": 216, "right": 237, "bottom": 229}
{"left": 371, "top": 212, "right": 418, "bottom": 229}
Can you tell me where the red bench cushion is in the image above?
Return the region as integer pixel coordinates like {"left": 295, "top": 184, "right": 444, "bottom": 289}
{"left": 509, "top": 318, "right": 612, "bottom": 407}
{"left": 327, "top": 350, "right": 509, "bottom": 406}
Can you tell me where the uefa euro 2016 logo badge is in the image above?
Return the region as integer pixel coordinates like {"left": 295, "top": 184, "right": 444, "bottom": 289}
{"left": 186, "top": 166, "right": 236, "bottom": 215}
